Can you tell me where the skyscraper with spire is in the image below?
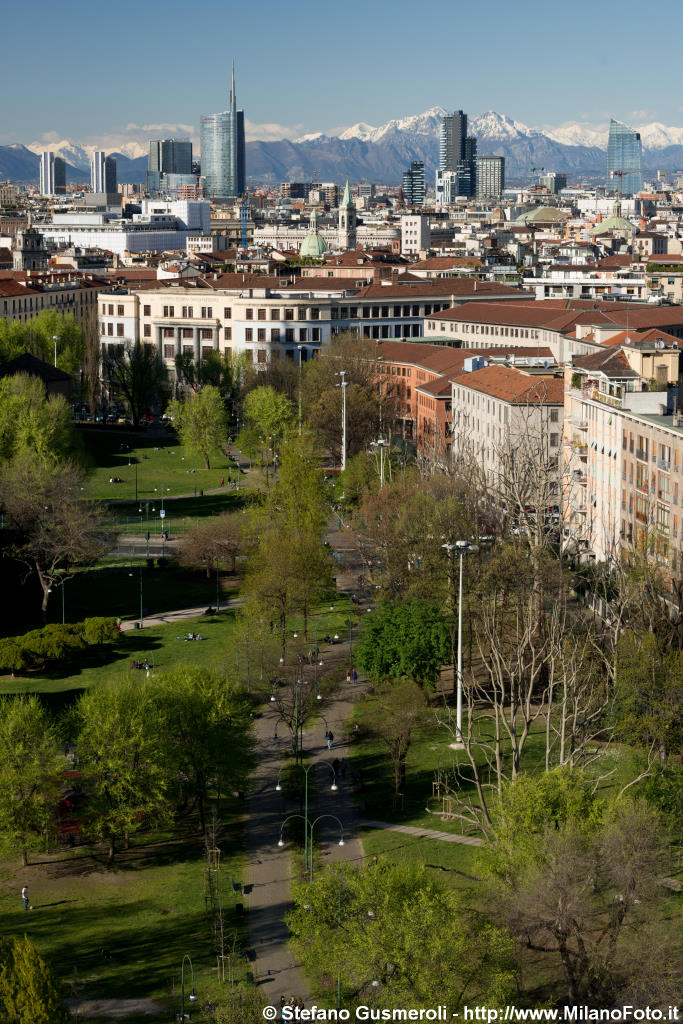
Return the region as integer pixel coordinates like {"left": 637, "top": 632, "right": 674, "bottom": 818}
{"left": 200, "top": 60, "right": 246, "bottom": 201}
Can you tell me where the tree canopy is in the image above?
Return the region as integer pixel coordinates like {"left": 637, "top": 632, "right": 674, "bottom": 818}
{"left": 0, "top": 310, "right": 85, "bottom": 376}
{"left": 287, "top": 861, "right": 517, "bottom": 1011}
{"left": 0, "top": 935, "right": 70, "bottom": 1024}
{"left": 0, "top": 374, "right": 76, "bottom": 464}
{"left": 102, "top": 341, "right": 169, "bottom": 427}
{"left": 356, "top": 598, "right": 449, "bottom": 688}
{"left": 168, "top": 385, "right": 228, "bottom": 469}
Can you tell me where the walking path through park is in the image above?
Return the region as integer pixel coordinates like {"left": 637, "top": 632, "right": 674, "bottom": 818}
{"left": 118, "top": 598, "right": 242, "bottom": 632}
{"left": 358, "top": 820, "right": 483, "bottom": 846}
{"left": 242, "top": 515, "right": 370, "bottom": 1004}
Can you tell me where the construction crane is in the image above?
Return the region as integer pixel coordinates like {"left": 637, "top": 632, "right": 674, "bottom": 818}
{"left": 303, "top": 169, "right": 320, "bottom": 184}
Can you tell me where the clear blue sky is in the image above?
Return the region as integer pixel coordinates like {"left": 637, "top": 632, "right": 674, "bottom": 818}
{"left": 4, "top": 0, "right": 682, "bottom": 145}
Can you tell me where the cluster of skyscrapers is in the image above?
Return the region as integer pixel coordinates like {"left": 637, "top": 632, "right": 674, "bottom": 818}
{"left": 435, "top": 109, "right": 504, "bottom": 204}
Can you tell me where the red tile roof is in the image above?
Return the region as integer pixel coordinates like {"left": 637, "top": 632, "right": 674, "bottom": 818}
{"left": 450, "top": 365, "right": 564, "bottom": 404}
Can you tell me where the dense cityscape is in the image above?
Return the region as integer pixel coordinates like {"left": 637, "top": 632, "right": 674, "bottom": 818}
{"left": 0, "top": 8, "right": 682, "bottom": 1024}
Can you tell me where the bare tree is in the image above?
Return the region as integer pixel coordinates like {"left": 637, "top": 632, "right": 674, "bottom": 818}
{"left": 178, "top": 513, "right": 242, "bottom": 578}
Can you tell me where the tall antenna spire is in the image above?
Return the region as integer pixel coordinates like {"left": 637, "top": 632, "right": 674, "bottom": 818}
{"left": 230, "top": 59, "right": 235, "bottom": 107}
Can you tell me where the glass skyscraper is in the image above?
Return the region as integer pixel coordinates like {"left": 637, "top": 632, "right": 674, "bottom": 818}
{"left": 200, "top": 62, "right": 245, "bottom": 201}
{"left": 606, "top": 118, "right": 643, "bottom": 197}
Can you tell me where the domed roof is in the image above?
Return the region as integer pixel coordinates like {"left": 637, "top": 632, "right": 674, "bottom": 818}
{"left": 587, "top": 216, "right": 636, "bottom": 236}
{"left": 300, "top": 209, "right": 329, "bottom": 257}
{"left": 516, "top": 205, "right": 570, "bottom": 223}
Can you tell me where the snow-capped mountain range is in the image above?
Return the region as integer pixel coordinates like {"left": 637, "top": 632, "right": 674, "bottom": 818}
{"left": 4, "top": 108, "right": 683, "bottom": 185}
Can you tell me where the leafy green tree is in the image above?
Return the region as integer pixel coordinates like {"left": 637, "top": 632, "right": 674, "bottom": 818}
{"left": 288, "top": 862, "right": 517, "bottom": 1011}
{"left": 20, "top": 624, "right": 86, "bottom": 667}
{"left": 83, "top": 616, "right": 119, "bottom": 645}
{"left": 238, "top": 386, "right": 295, "bottom": 470}
{"left": 0, "top": 374, "right": 76, "bottom": 463}
{"left": 480, "top": 771, "right": 675, "bottom": 1005}
{"left": 175, "top": 349, "right": 239, "bottom": 409}
{"left": 102, "top": 341, "right": 169, "bottom": 427}
{"left": 0, "top": 935, "right": 70, "bottom": 1024}
{"left": 0, "top": 696, "right": 65, "bottom": 865}
{"left": 356, "top": 599, "right": 449, "bottom": 689}
{"left": 0, "top": 309, "right": 85, "bottom": 375}
{"left": 0, "top": 457, "right": 112, "bottom": 622}
{"left": 76, "top": 676, "right": 171, "bottom": 865}
{"left": 154, "top": 666, "right": 254, "bottom": 834}
{"left": 168, "top": 385, "right": 228, "bottom": 470}
{"left": 0, "top": 639, "right": 29, "bottom": 677}
{"left": 614, "top": 631, "right": 683, "bottom": 759}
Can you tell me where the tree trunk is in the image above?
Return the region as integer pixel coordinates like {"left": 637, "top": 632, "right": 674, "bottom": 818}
{"left": 204, "top": 454, "right": 211, "bottom": 470}
{"left": 21, "top": 848, "right": 28, "bottom": 868}
{"left": 106, "top": 836, "right": 116, "bottom": 868}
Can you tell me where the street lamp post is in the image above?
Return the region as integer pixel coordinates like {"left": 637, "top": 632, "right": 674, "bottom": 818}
{"left": 278, "top": 812, "right": 345, "bottom": 884}
{"left": 336, "top": 371, "right": 348, "bottom": 471}
{"left": 129, "top": 565, "right": 143, "bottom": 628}
{"left": 441, "top": 540, "right": 478, "bottom": 745}
{"left": 370, "top": 438, "right": 388, "bottom": 487}
{"left": 52, "top": 334, "right": 59, "bottom": 369}
{"left": 276, "top": 760, "right": 337, "bottom": 874}
{"left": 179, "top": 954, "right": 198, "bottom": 1021}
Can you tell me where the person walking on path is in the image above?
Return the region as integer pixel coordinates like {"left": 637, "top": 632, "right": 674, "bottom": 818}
{"left": 351, "top": 667, "right": 358, "bottom": 684}
{"left": 326, "top": 730, "right": 334, "bottom": 750}
{"left": 21, "top": 886, "right": 29, "bottom": 910}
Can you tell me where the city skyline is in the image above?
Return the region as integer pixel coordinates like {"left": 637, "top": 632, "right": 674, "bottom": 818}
{"left": 5, "top": 0, "right": 683, "bottom": 152}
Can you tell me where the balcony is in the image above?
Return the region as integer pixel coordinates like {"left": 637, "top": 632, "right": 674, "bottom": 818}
{"left": 635, "top": 448, "right": 648, "bottom": 462}
{"left": 658, "top": 458, "right": 671, "bottom": 472}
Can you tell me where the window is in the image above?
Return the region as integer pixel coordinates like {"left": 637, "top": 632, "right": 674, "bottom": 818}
{"left": 100, "top": 323, "right": 105, "bottom": 335}
{"left": 117, "top": 304, "right": 124, "bottom": 316}
{"left": 270, "top": 308, "right": 280, "bottom": 320}
{"left": 299, "top": 328, "right": 307, "bottom": 341}
{"left": 101, "top": 303, "right": 106, "bottom": 314}
{"left": 163, "top": 327, "right": 174, "bottom": 338}
{"left": 116, "top": 324, "right": 124, "bottom": 337}
{"left": 201, "top": 328, "right": 212, "bottom": 340}
{"left": 271, "top": 328, "right": 280, "bottom": 342}
{"left": 257, "top": 349, "right": 267, "bottom": 364}
{"left": 285, "top": 328, "right": 294, "bottom": 342}
{"left": 108, "top": 304, "right": 114, "bottom": 315}
{"left": 245, "top": 328, "right": 253, "bottom": 342}
{"left": 183, "top": 327, "right": 193, "bottom": 339}
{"left": 550, "top": 408, "right": 559, "bottom": 422}
{"left": 143, "top": 324, "right": 151, "bottom": 337}
{"left": 311, "top": 327, "right": 320, "bottom": 341}
{"left": 245, "top": 350, "right": 253, "bottom": 363}
{"left": 143, "top": 304, "right": 151, "bottom": 316}
{"left": 182, "top": 305, "right": 193, "bottom": 318}
{"left": 257, "top": 308, "right": 266, "bottom": 321}
{"left": 246, "top": 308, "right": 254, "bottom": 320}
{"left": 298, "top": 307, "right": 307, "bottom": 321}
{"left": 224, "top": 307, "right": 232, "bottom": 319}
{"left": 550, "top": 433, "right": 559, "bottom": 448}
{"left": 202, "top": 346, "right": 213, "bottom": 358}
{"left": 258, "top": 328, "right": 266, "bottom": 341}
{"left": 201, "top": 306, "right": 213, "bottom": 319}
{"left": 224, "top": 326, "right": 232, "bottom": 340}
{"left": 164, "top": 344, "right": 174, "bottom": 359}
{"left": 285, "top": 308, "right": 294, "bottom": 321}
{"left": 107, "top": 323, "right": 113, "bottom": 336}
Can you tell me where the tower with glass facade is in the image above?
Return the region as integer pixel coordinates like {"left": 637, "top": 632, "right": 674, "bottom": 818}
{"left": 200, "top": 61, "right": 246, "bottom": 201}
{"left": 439, "top": 109, "right": 476, "bottom": 197}
{"left": 606, "top": 118, "right": 642, "bottom": 197}
{"left": 402, "top": 161, "right": 425, "bottom": 205}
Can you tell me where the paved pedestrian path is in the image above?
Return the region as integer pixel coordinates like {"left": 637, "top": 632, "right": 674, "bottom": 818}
{"left": 119, "top": 598, "right": 241, "bottom": 632}
{"left": 358, "top": 819, "right": 483, "bottom": 846}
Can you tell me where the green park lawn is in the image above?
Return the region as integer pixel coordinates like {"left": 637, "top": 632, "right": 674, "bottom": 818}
{"left": 0, "top": 816, "right": 248, "bottom": 1024}
{"left": 80, "top": 428, "right": 242, "bottom": 504}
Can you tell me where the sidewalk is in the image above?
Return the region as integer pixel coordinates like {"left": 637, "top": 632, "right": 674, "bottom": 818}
{"left": 119, "top": 598, "right": 241, "bottom": 632}
{"left": 244, "top": 516, "right": 368, "bottom": 1003}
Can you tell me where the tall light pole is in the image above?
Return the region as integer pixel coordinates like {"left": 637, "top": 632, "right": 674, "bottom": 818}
{"left": 52, "top": 334, "right": 59, "bottom": 369}
{"left": 442, "top": 540, "right": 478, "bottom": 745}
{"left": 179, "top": 954, "right": 198, "bottom": 1021}
{"left": 129, "top": 565, "right": 143, "bottom": 628}
{"left": 278, "top": 813, "right": 345, "bottom": 884}
{"left": 336, "top": 371, "right": 348, "bottom": 471}
{"left": 276, "top": 761, "right": 337, "bottom": 874}
{"left": 370, "top": 438, "right": 388, "bottom": 487}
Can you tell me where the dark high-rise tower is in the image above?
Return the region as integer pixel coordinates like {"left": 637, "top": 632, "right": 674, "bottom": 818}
{"left": 440, "top": 110, "right": 467, "bottom": 171}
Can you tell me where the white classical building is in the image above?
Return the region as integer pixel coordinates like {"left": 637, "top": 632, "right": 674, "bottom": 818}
{"left": 40, "top": 200, "right": 211, "bottom": 257}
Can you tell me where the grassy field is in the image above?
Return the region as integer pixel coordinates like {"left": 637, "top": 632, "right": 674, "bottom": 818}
{"left": 1, "top": 594, "right": 356, "bottom": 699}
{"left": 0, "top": 612, "right": 238, "bottom": 697}
{"left": 80, "top": 428, "right": 242, "bottom": 503}
{"left": 0, "top": 816, "right": 248, "bottom": 1024}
